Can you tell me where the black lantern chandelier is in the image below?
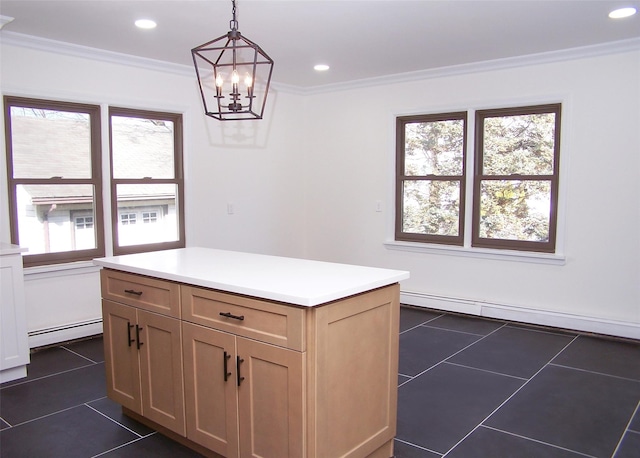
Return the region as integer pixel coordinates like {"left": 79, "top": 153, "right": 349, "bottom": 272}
{"left": 191, "top": 0, "right": 274, "bottom": 121}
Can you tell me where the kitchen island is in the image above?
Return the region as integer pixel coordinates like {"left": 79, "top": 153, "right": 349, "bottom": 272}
{"left": 94, "top": 247, "right": 409, "bottom": 458}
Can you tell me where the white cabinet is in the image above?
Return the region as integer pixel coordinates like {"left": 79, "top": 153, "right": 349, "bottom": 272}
{"left": 0, "top": 243, "right": 30, "bottom": 383}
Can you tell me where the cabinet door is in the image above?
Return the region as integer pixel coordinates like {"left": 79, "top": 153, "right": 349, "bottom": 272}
{"left": 183, "top": 322, "right": 239, "bottom": 458}
{"left": 102, "top": 300, "right": 142, "bottom": 414}
{"left": 137, "top": 309, "right": 186, "bottom": 436}
{"left": 237, "top": 337, "right": 304, "bottom": 458}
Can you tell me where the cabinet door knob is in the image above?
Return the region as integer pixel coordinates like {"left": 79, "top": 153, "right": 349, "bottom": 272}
{"left": 223, "top": 351, "right": 232, "bottom": 382}
{"left": 124, "top": 289, "right": 143, "bottom": 296}
{"left": 237, "top": 356, "right": 245, "bottom": 386}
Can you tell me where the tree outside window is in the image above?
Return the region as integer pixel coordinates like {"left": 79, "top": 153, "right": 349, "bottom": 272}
{"left": 473, "top": 104, "right": 561, "bottom": 252}
{"left": 395, "top": 103, "right": 561, "bottom": 253}
{"left": 396, "top": 112, "right": 467, "bottom": 245}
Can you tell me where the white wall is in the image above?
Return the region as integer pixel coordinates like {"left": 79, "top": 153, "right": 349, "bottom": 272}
{"left": 1, "top": 38, "right": 639, "bottom": 343}
{"left": 303, "top": 49, "right": 640, "bottom": 337}
{"left": 0, "top": 42, "right": 308, "bottom": 345}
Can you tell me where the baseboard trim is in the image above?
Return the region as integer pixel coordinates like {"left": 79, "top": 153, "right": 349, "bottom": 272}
{"left": 28, "top": 319, "right": 103, "bottom": 348}
{"left": 401, "top": 291, "right": 640, "bottom": 340}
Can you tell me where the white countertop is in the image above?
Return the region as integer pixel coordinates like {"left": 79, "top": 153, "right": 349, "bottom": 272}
{"left": 94, "top": 247, "right": 409, "bottom": 307}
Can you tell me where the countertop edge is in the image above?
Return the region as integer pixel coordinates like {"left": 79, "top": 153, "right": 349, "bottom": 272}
{"left": 93, "top": 251, "right": 410, "bottom": 307}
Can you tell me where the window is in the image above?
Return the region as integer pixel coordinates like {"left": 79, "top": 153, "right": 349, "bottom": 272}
{"left": 142, "top": 211, "right": 158, "bottom": 224}
{"left": 74, "top": 215, "right": 94, "bottom": 229}
{"left": 4, "top": 96, "right": 104, "bottom": 267}
{"left": 473, "top": 104, "right": 561, "bottom": 252}
{"left": 109, "top": 107, "right": 185, "bottom": 255}
{"left": 120, "top": 213, "right": 137, "bottom": 225}
{"left": 396, "top": 103, "right": 561, "bottom": 254}
{"left": 4, "top": 97, "right": 186, "bottom": 267}
{"left": 396, "top": 112, "right": 467, "bottom": 245}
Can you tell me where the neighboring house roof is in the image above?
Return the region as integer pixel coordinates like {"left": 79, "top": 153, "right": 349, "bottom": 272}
{"left": 11, "top": 112, "right": 176, "bottom": 204}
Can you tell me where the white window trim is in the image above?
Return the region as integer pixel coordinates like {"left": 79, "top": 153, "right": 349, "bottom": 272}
{"left": 383, "top": 239, "right": 565, "bottom": 265}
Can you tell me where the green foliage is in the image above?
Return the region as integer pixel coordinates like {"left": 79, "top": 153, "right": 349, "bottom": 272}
{"left": 402, "top": 119, "right": 464, "bottom": 236}
{"left": 401, "top": 111, "right": 556, "bottom": 242}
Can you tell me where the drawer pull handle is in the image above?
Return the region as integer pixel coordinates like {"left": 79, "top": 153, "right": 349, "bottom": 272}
{"left": 136, "top": 325, "right": 144, "bottom": 350}
{"left": 220, "top": 312, "right": 245, "bottom": 321}
{"left": 223, "top": 351, "right": 231, "bottom": 382}
{"left": 127, "top": 323, "right": 135, "bottom": 347}
{"left": 237, "top": 356, "right": 245, "bottom": 386}
{"left": 124, "top": 289, "right": 143, "bottom": 296}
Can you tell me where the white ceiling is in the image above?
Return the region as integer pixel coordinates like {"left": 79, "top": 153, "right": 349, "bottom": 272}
{"left": 1, "top": 0, "right": 639, "bottom": 89}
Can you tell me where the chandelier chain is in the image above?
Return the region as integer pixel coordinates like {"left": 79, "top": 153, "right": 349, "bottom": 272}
{"left": 230, "top": 0, "right": 238, "bottom": 31}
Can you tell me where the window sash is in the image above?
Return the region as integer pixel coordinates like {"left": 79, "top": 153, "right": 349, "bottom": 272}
{"left": 472, "top": 104, "right": 561, "bottom": 253}
{"left": 395, "top": 112, "right": 467, "bottom": 245}
{"left": 4, "top": 96, "right": 105, "bottom": 267}
{"left": 108, "top": 107, "right": 185, "bottom": 256}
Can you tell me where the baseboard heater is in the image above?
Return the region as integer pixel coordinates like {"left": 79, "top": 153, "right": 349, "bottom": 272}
{"left": 28, "top": 318, "right": 103, "bottom": 349}
{"left": 400, "top": 290, "right": 640, "bottom": 340}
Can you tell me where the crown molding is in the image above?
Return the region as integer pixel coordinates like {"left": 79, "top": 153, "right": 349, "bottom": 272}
{"left": 303, "top": 37, "right": 640, "bottom": 95}
{"left": 0, "top": 16, "right": 15, "bottom": 30}
{"left": 2, "top": 31, "right": 639, "bottom": 95}
{"left": 0, "top": 31, "right": 192, "bottom": 77}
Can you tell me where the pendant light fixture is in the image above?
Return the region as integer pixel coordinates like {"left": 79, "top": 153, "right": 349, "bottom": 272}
{"left": 191, "top": 0, "right": 274, "bottom": 121}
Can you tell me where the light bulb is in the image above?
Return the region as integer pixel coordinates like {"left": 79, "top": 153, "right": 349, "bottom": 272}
{"left": 231, "top": 70, "right": 240, "bottom": 84}
{"left": 215, "top": 74, "right": 223, "bottom": 97}
{"left": 244, "top": 73, "right": 253, "bottom": 88}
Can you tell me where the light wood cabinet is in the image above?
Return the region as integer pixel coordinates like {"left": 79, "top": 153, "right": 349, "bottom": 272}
{"left": 101, "top": 269, "right": 185, "bottom": 436}
{"left": 101, "top": 268, "right": 399, "bottom": 458}
{"left": 182, "top": 322, "right": 304, "bottom": 458}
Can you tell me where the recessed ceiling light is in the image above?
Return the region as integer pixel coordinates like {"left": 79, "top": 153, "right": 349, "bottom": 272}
{"left": 314, "top": 64, "right": 330, "bottom": 72}
{"left": 608, "top": 7, "right": 637, "bottom": 18}
{"left": 135, "top": 19, "right": 157, "bottom": 29}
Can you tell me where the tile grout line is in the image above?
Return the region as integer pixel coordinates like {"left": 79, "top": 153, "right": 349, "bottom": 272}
{"left": 440, "top": 333, "right": 581, "bottom": 458}
{"left": 480, "top": 425, "right": 598, "bottom": 458}
{"left": 442, "top": 361, "right": 529, "bottom": 381}
{"left": 0, "top": 361, "right": 102, "bottom": 389}
{"left": 90, "top": 433, "right": 158, "bottom": 458}
{"left": 84, "top": 402, "right": 146, "bottom": 438}
{"left": 394, "top": 437, "right": 443, "bottom": 456}
{"left": 61, "top": 345, "right": 100, "bottom": 364}
{"left": 419, "top": 324, "right": 495, "bottom": 338}
{"left": 399, "top": 313, "right": 446, "bottom": 335}
{"left": 0, "top": 416, "right": 13, "bottom": 428}
{"left": 548, "top": 362, "right": 640, "bottom": 384}
{"left": 7, "top": 403, "right": 84, "bottom": 428}
{"left": 398, "top": 321, "right": 509, "bottom": 388}
{"left": 610, "top": 400, "right": 640, "bottom": 457}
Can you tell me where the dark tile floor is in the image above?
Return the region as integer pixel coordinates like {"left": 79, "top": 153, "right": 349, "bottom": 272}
{"left": 1, "top": 306, "right": 639, "bottom": 457}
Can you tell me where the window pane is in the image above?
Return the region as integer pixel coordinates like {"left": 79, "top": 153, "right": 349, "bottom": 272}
{"left": 404, "top": 119, "right": 464, "bottom": 176}
{"left": 111, "top": 116, "right": 175, "bottom": 179}
{"left": 10, "top": 107, "right": 91, "bottom": 178}
{"left": 116, "top": 184, "right": 179, "bottom": 247}
{"left": 403, "top": 180, "right": 461, "bottom": 236}
{"left": 478, "top": 180, "right": 551, "bottom": 241}
{"left": 15, "top": 184, "right": 97, "bottom": 254}
{"left": 482, "top": 112, "right": 556, "bottom": 175}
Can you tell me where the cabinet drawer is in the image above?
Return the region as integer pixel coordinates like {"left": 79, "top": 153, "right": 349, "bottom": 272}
{"left": 181, "top": 286, "right": 305, "bottom": 351}
{"left": 101, "top": 269, "right": 180, "bottom": 318}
